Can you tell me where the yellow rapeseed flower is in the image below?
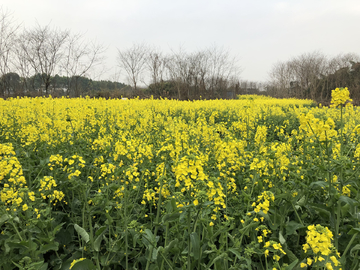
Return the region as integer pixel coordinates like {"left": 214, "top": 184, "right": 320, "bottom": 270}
{"left": 330, "top": 87, "right": 352, "bottom": 107}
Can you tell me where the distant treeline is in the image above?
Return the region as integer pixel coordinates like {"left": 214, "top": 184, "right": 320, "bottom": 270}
{"left": 116, "top": 46, "right": 360, "bottom": 103}
{"left": 0, "top": 72, "right": 128, "bottom": 98}
{"left": 1, "top": 8, "right": 360, "bottom": 102}
{"left": 265, "top": 51, "right": 360, "bottom": 105}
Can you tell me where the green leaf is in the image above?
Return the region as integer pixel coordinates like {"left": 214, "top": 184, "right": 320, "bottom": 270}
{"left": 53, "top": 222, "right": 65, "bottom": 235}
{"left": 71, "top": 259, "right": 96, "bottom": 270}
{"left": 310, "top": 204, "right": 331, "bottom": 218}
{"left": 309, "top": 181, "right": 328, "bottom": 189}
{"left": 279, "top": 232, "right": 286, "bottom": 245}
{"left": 239, "top": 222, "right": 258, "bottom": 236}
{"left": 171, "top": 198, "right": 177, "bottom": 211}
{"left": 94, "top": 227, "right": 107, "bottom": 252}
{"left": 74, "top": 224, "right": 89, "bottom": 243}
{"left": 105, "top": 213, "right": 113, "bottom": 225}
{"left": 228, "top": 248, "right": 242, "bottom": 260}
{"left": 190, "top": 232, "right": 200, "bottom": 260}
{"left": 142, "top": 229, "right": 156, "bottom": 249}
{"left": 95, "top": 226, "right": 107, "bottom": 237}
{"left": 296, "top": 196, "right": 306, "bottom": 206}
{"left": 285, "top": 221, "right": 304, "bottom": 236}
{"left": 157, "top": 246, "right": 164, "bottom": 255}
{"left": 39, "top": 262, "right": 48, "bottom": 270}
{"left": 0, "top": 214, "right": 10, "bottom": 225}
{"left": 5, "top": 242, "right": 10, "bottom": 254}
{"left": 350, "top": 244, "right": 360, "bottom": 257}
{"left": 12, "top": 261, "right": 22, "bottom": 269}
{"left": 348, "top": 228, "right": 360, "bottom": 235}
{"left": 207, "top": 252, "right": 227, "bottom": 268}
{"left": 133, "top": 230, "right": 141, "bottom": 248}
{"left": 144, "top": 229, "right": 155, "bottom": 243}
{"left": 162, "top": 212, "right": 180, "bottom": 223}
{"left": 283, "top": 247, "right": 298, "bottom": 263}
{"left": 339, "top": 195, "right": 355, "bottom": 206}
{"left": 39, "top": 242, "right": 59, "bottom": 253}
{"left": 164, "top": 239, "right": 179, "bottom": 254}
{"left": 285, "top": 259, "right": 298, "bottom": 270}
{"left": 152, "top": 247, "right": 158, "bottom": 260}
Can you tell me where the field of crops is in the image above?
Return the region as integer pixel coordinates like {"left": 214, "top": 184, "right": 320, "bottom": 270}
{"left": 1, "top": 89, "right": 359, "bottom": 270}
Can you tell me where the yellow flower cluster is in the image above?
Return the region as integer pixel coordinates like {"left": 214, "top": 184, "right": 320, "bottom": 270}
{"left": 330, "top": 87, "right": 352, "bottom": 108}
{"left": 39, "top": 176, "right": 65, "bottom": 205}
{"left": 253, "top": 191, "right": 275, "bottom": 214}
{"left": 174, "top": 155, "right": 207, "bottom": 188}
{"left": 48, "top": 154, "right": 63, "bottom": 170}
{"left": 302, "top": 224, "right": 341, "bottom": 269}
{"left": 299, "top": 113, "right": 337, "bottom": 141}
{"left": 254, "top": 125, "right": 267, "bottom": 146}
{"left": 0, "top": 143, "right": 28, "bottom": 211}
{"left": 263, "top": 240, "right": 286, "bottom": 262}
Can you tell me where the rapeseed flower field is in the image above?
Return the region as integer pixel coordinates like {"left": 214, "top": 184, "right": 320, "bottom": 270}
{"left": 0, "top": 89, "right": 359, "bottom": 269}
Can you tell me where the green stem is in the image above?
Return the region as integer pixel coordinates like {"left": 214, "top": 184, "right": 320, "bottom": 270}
{"left": 265, "top": 255, "right": 268, "bottom": 270}
{"left": 188, "top": 210, "right": 191, "bottom": 270}
{"left": 335, "top": 201, "right": 341, "bottom": 250}
{"left": 336, "top": 105, "right": 344, "bottom": 250}
{"left": 342, "top": 232, "right": 358, "bottom": 258}
{"left": 198, "top": 224, "right": 203, "bottom": 270}
{"left": 145, "top": 175, "right": 164, "bottom": 270}
{"left": 351, "top": 250, "right": 359, "bottom": 269}
{"left": 225, "top": 177, "right": 229, "bottom": 270}
{"left": 125, "top": 225, "right": 128, "bottom": 270}
{"left": 192, "top": 208, "right": 201, "bottom": 233}
{"left": 11, "top": 220, "right": 23, "bottom": 241}
{"left": 125, "top": 198, "right": 129, "bottom": 270}
{"left": 291, "top": 202, "right": 304, "bottom": 226}
{"left": 143, "top": 234, "right": 174, "bottom": 270}
{"left": 160, "top": 223, "right": 169, "bottom": 270}
{"left": 88, "top": 212, "right": 99, "bottom": 269}
{"left": 340, "top": 105, "right": 343, "bottom": 157}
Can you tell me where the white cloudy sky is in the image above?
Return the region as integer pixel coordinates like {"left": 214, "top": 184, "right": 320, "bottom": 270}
{"left": 2, "top": 0, "right": 360, "bottom": 83}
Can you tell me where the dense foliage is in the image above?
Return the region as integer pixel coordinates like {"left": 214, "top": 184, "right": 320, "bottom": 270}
{"left": 1, "top": 90, "right": 360, "bottom": 270}
{"left": 0, "top": 73, "right": 128, "bottom": 98}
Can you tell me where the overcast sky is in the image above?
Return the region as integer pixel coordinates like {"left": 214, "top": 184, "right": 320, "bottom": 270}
{"left": 2, "top": 0, "right": 360, "bottom": 83}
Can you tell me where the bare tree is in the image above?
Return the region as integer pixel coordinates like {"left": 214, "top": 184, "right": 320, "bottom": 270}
{"left": 116, "top": 44, "right": 241, "bottom": 99}
{"left": 19, "top": 23, "right": 69, "bottom": 94}
{"left": 206, "top": 46, "right": 240, "bottom": 98}
{"left": 289, "top": 51, "right": 328, "bottom": 99}
{"left": 195, "top": 51, "right": 210, "bottom": 95}
{"left": 166, "top": 47, "right": 189, "bottom": 99}
{"left": 0, "top": 8, "right": 19, "bottom": 96}
{"left": 62, "top": 33, "right": 105, "bottom": 96}
{"left": 328, "top": 53, "right": 360, "bottom": 73}
{"left": 13, "top": 34, "right": 33, "bottom": 94}
{"left": 146, "top": 48, "right": 169, "bottom": 96}
{"left": 164, "top": 46, "right": 241, "bottom": 99}
{"left": 269, "top": 51, "right": 329, "bottom": 99}
{"left": 117, "top": 43, "right": 149, "bottom": 94}
{"left": 268, "top": 61, "right": 296, "bottom": 98}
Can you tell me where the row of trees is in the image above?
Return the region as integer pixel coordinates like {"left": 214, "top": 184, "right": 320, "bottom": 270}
{"left": 0, "top": 8, "right": 106, "bottom": 97}
{"left": 117, "top": 46, "right": 360, "bottom": 102}
{"left": 2, "top": 7, "right": 360, "bottom": 101}
{"left": 117, "top": 44, "right": 244, "bottom": 99}
{"left": 0, "top": 72, "right": 127, "bottom": 97}
{"left": 1, "top": 7, "right": 247, "bottom": 99}
{"left": 267, "top": 51, "right": 360, "bottom": 103}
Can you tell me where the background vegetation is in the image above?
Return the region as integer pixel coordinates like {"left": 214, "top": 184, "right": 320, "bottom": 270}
{"left": 1, "top": 8, "right": 360, "bottom": 103}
